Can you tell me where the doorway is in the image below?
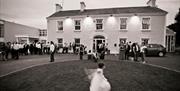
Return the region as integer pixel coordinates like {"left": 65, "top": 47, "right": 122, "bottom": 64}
{"left": 93, "top": 35, "right": 105, "bottom": 52}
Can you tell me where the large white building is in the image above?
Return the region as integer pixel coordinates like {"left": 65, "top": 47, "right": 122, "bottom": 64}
{"left": 47, "top": 0, "right": 167, "bottom": 54}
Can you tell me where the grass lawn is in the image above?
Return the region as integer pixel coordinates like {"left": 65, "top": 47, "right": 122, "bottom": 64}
{"left": 0, "top": 60, "right": 180, "bottom": 91}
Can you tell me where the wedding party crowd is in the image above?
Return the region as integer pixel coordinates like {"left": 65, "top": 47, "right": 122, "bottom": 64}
{"left": 86, "top": 41, "right": 147, "bottom": 64}
{"left": 119, "top": 41, "right": 147, "bottom": 63}
{"left": 0, "top": 40, "right": 147, "bottom": 63}
{"left": 0, "top": 41, "right": 87, "bottom": 61}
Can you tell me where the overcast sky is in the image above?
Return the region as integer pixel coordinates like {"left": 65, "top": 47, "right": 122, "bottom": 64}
{"left": 0, "top": 0, "right": 179, "bottom": 29}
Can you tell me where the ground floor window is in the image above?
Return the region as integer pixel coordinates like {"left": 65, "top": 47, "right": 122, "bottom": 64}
{"left": 141, "top": 38, "right": 149, "bottom": 45}
{"left": 74, "top": 38, "right": 80, "bottom": 47}
{"left": 119, "top": 38, "right": 127, "bottom": 45}
{"left": 0, "top": 23, "right": 4, "bottom": 37}
{"left": 57, "top": 38, "right": 63, "bottom": 48}
{"left": 41, "top": 40, "right": 46, "bottom": 44}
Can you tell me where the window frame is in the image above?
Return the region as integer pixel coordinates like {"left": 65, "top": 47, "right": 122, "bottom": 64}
{"left": 141, "top": 17, "right": 151, "bottom": 31}
{"left": 0, "top": 23, "right": 4, "bottom": 38}
{"left": 57, "top": 38, "right": 63, "bottom": 48}
{"left": 95, "top": 19, "right": 104, "bottom": 30}
{"left": 74, "top": 38, "right": 80, "bottom": 47}
{"left": 39, "top": 30, "right": 47, "bottom": 36}
{"left": 119, "top": 17, "right": 128, "bottom": 30}
{"left": 141, "top": 38, "right": 150, "bottom": 45}
{"left": 74, "top": 20, "right": 81, "bottom": 31}
{"left": 119, "top": 38, "right": 127, "bottom": 45}
{"left": 57, "top": 20, "right": 64, "bottom": 31}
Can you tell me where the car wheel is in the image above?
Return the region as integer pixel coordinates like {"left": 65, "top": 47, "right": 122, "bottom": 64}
{"left": 158, "top": 52, "right": 164, "bottom": 57}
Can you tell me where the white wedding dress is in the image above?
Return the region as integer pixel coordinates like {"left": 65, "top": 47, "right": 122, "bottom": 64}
{"left": 89, "top": 68, "right": 111, "bottom": 91}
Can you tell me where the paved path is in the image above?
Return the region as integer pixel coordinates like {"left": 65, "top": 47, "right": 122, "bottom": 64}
{"left": 0, "top": 54, "right": 180, "bottom": 77}
{"left": 145, "top": 54, "right": 180, "bottom": 72}
{"left": 0, "top": 54, "right": 79, "bottom": 77}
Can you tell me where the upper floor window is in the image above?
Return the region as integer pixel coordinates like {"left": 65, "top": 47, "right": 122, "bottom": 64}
{"left": 142, "top": 17, "right": 151, "bottom": 30}
{"left": 120, "top": 18, "right": 128, "bottom": 30}
{"left": 39, "top": 29, "right": 47, "bottom": 36}
{"left": 74, "top": 20, "right": 81, "bottom": 31}
{"left": 96, "top": 19, "right": 103, "bottom": 30}
{"left": 57, "top": 21, "right": 63, "bottom": 31}
{"left": 0, "top": 23, "right": 4, "bottom": 38}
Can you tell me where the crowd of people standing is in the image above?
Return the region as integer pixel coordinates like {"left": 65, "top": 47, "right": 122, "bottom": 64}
{"left": 0, "top": 41, "right": 54, "bottom": 61}
{"left": 1, "top": 40, "right": 147, "bottom": 63}
{"left": 119, "top": 41, "right": 147, "bottom": 63}
{"left": 0, "top": 41, "right": 88, "bottom": 61}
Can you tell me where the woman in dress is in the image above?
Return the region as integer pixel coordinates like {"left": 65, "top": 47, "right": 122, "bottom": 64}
{"left": 85, "top": 63, "right": 111, "bottom": 91}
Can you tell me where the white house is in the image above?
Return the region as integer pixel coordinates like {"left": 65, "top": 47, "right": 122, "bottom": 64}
{"left": 47, "top": 0, "right": 167, "bottom": 54}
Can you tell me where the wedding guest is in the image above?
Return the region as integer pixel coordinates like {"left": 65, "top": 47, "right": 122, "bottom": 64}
{"left": 50, "top": 41, "right": 55, "bottom": 62}
{"left": 125, "top": 42, "right": 130, "bottom": 60}
{"left": 132, "top": 42, "right": 140, "bottom": 62}
{"left": 79, "top": 44, "right": 84, "bottom": 60}
{"left": 140, "top": 42, "right": 147, "bottom": 63}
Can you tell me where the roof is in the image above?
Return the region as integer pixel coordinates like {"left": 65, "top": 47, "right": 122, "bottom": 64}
{"left": 166, "top": 28, "right": 176, "bottom": 35}
{"left": 48, "top": 6, "right": 168, "bottom": 18}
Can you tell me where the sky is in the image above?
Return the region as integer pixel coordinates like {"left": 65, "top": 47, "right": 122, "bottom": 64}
{"left": 0, "top": 0, "right": 179, "bottom": 29}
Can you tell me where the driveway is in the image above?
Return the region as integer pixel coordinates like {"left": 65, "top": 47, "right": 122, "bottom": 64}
{"left": 0, "top": 53, "right": 180, "bottom": 77}
{"left": 145, "top": 54, "right": 180, "bottom": 72}
{"left": 0, "top": 54, "right": 79, "bottom": 77}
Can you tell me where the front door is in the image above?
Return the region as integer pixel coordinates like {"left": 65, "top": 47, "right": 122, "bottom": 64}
{"left": 93, "top": 35, "right": 105, "bottom": 52}
{"left": 96, "top": 39, "right": 104, "bottom": 51}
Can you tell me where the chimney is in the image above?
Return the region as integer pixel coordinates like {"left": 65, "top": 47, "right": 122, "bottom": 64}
{"left": 147, "top": 0, "right": 157, "bottom": 7}
{"left": 80, "top": 2, "right": 86, "bottom": 12}
{"left": 56, "top": 4, "right": 62, "bottom": 12}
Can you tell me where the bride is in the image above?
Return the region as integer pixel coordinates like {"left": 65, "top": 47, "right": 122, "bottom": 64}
{"left": 85, "top": 63, "right": 111, "bottom": 91}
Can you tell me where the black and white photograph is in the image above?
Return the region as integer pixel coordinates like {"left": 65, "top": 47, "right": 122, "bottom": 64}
{"left": 0, "top": 0, "right": 180, "bottom": 91}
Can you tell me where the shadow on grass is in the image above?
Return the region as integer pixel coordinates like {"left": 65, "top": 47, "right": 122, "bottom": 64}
{"left": 0, "top": 60, "right": 180, "bottom": 91}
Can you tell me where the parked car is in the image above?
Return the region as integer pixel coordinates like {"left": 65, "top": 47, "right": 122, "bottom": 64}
{"left": 145, "top": 44, "right": 166, "bottom": 57}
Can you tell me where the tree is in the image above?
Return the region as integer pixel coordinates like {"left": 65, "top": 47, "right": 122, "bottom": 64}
{"left": 168, "top": 8, "right": 180, "bottom": 46}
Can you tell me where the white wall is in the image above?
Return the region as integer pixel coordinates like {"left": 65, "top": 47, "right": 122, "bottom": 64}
{"left": 47, "top": 13, "right": 166, "bottom": 54}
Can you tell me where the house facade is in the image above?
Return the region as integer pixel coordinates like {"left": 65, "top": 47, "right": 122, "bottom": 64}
{"left": 47, "top": 1, "right": 167, "bottom": 54}
{"left": 0, "top": 19, "right": 39, "bottom": 44}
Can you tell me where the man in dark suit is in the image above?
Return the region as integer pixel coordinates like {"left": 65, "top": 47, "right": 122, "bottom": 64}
{"left": 50, "top": 41, "right": 55, "bottom": 62}
{"left": 132, "top": 43, "right": 140, "bottom": 62}
{"left": 125, "top": 42, "right": 130, "bottom": 60}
